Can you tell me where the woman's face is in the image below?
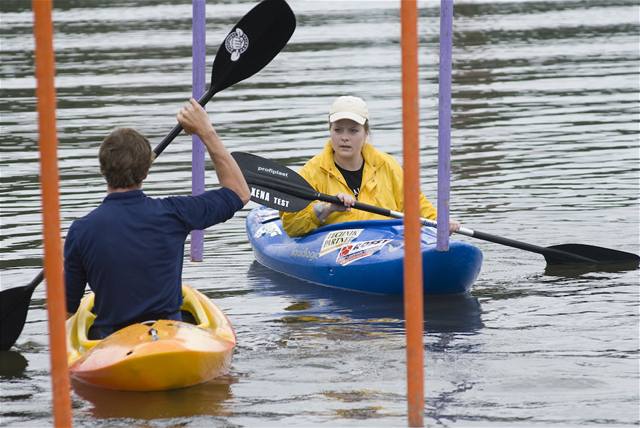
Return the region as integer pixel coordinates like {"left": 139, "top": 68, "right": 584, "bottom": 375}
{"left": 329, "top": 119, "right": 367, "bottom": 164}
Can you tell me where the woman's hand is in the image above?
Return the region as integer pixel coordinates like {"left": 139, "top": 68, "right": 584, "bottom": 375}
{"left": 331, "top": 192, "right": 356, "bottom": 212}
{"left": 313, "top": 192, "right": 356, "bottom": 223}
{"left": 449, "top": 219, "right": 461, "bottom": 235}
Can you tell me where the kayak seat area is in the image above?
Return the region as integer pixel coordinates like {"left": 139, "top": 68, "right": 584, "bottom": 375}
{"left": 181, "top": 285, "right": 210, "bottom": 329}
{"left": 66, "top": 293, "right": 99, "bottom": 365}
{"left": 180, "top": 310, "right": 197, "bottom": 325}
{"left": 67, "top": 285, "right": 210, "bottom": 362}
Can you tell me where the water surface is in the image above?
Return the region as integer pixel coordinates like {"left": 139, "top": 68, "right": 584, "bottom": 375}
{"left": 1, "top": 0, "right": 638, "bottom": 426}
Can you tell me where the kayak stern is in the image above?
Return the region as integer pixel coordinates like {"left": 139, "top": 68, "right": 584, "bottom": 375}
{"left": 66, "top": 285, "right": 235, "bottom": 391}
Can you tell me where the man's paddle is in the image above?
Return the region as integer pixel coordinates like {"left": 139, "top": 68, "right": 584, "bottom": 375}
{"left": 0, "top": 0, "right": 296, "bottom": 351}
{"left": 154, "top": 0, "right": 295, "bottom": 158}
{"left": 230, "top": 151, "right": 640, "bottom": 268}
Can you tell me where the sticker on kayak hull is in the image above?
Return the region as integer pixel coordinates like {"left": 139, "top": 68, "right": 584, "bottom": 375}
{"left": 254, "top": 222, "right": 282, "bottom": 238}
{"left": 319, "top": 229, "right": 362, "bottom": 256}
{"left": 386, "top": 241, "right": 404, "bottom": 253}
{"left": 255, "top": 209, "right": 280, "bottom": 224}
{"left": 336, "top": 239, "right": 392, "bottom": 266}
{"left": 291, "top": 247, "right": 319, "bottom": 260}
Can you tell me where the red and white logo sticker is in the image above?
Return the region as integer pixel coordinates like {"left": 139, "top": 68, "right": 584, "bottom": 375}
{"left": 336, "top": 239, "right": 391, "bottom": 266}
{"left": 319, "top": 229, "right": 362, "bottom": 256}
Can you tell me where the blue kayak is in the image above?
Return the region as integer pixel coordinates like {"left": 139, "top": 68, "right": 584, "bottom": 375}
{"left": 246, "top": 206, "right": 483, "bottom": 295}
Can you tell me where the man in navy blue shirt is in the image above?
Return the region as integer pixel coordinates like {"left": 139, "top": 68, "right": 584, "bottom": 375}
{"left": 64, "top": 98, "right": 250, "bottom": 339}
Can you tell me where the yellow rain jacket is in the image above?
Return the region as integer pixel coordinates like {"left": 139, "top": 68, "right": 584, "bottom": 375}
{"left": 280, "top": 140, "right": 437, "bottom": 237}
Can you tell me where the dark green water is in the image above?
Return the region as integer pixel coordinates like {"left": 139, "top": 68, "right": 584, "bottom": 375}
{"left": 1, "top": 1, "right": 638, "bottom": 426}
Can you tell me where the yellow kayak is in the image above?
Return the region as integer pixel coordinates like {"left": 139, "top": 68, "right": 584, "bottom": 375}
{"left": 66, "top": 285, "right": 235, "bottom": 391}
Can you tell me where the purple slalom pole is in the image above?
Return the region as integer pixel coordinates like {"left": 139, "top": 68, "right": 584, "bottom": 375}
{"left": 190, "top": 0, "right": 206, "bottom": 262}
{"left": 437, "top": 0, "right": 453, "bottom": 251}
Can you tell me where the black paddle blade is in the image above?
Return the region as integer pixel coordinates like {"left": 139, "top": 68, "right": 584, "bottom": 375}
{"left": 231, "top": 151, "right": 313, "bottom": 212}
{"left": 154, "top": 0, "right": 296, "bottom": 158}
{"left": 0, "top": 280, "right": 40, "bottom": 351}
{"left": 546, "top": 244, "right": 640, "bottom": 267}
{"left": 209, "top": 0, "right": 296, "bottom": 96}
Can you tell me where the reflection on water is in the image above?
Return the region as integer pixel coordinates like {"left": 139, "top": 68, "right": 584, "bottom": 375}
{"left": 544, "top": 260, "right": 640, "bottom": 278}
{"left": 0, "top": 351, "right": 28, "bottom": 379}
{"left": 1, "top": 0, "right": 638, "bottom": 426}
{"left": 248, "top": 261, "right": 484, "bottom": 334}
{"left": 72, "top": 377, "right": 233, "bottom": 420}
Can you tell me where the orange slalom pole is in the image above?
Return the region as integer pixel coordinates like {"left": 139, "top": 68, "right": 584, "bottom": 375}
{"left": 400, "top": 0, "right": 424, "bottom": 426}
{"left": 32, "top": 1, "right": 73, "bottom": 426}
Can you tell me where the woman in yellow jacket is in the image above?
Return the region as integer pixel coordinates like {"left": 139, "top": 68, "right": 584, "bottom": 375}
{"left": 281, "top": 95, "right": 460, "bottom": 237}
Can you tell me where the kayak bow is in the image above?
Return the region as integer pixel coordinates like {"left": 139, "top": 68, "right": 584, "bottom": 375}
{"left": 247, "top": 206, "right": 483, "bottom": 295}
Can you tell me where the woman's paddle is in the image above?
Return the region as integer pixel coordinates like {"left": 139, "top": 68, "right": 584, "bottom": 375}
{"left": 230, "top": 151, "right": 640, "bottom": 268}
{"left": 0, "top": 0, "right": 296, "bottom": 351}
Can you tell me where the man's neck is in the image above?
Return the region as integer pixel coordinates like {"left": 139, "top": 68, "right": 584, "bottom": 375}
{"left": 107, "top": 185, "right": 141, "bottom": 194}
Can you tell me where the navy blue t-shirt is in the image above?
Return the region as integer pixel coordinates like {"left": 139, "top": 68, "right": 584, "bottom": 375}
{"left": 64, "top": 188, "right": 243, "bottom": 337}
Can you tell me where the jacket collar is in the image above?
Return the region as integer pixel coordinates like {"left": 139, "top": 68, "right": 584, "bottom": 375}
{"left": 103, "top": 189, "right": 145, "bottom": 202}
{"left": 317, "top": 139, "right": 383, "bottom": 193}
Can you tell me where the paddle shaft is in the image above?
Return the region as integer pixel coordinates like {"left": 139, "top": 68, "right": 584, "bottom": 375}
{"left": 153, "top": 89, "right": 214, "bottom": 158}
{"left": 391, "top": 212, "right": 597, "bottom": 263}
{"left": 246, "top": 171, "right": 599, "bottom": 263}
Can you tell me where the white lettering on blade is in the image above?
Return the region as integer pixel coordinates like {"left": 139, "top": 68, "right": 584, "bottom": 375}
{"left": 251, "top": 187, "right": 270, "bottom": 202}
{"left": 273, "top": 196, "right": 290, "bottom": 208}
{"left": 257, "top": 166, "right": 288, "bottom": 178}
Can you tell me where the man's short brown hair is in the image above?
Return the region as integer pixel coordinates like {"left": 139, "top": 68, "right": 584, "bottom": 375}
{"left": 99, "top": 128, "right": 152, "bottom": 189}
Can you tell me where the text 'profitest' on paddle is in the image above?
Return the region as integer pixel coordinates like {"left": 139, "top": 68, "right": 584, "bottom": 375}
{"left": 230, "top": 151, "right": 640, "bottom": 269}
{"left": 0, "top": 0, "right": 296, "bottom": 352}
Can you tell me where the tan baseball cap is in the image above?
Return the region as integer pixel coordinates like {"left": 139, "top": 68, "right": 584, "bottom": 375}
{"left": 329, "top": 96, "right": 369, "bottom": 125}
